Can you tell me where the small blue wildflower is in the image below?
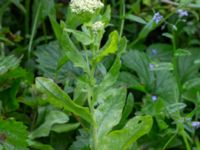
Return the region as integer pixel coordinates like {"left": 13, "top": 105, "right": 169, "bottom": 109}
{"left": 177, "top": 9, "right": 188, "bottom": 17}
{"left": 151, "top": 49, "right": 157, "bottom": 55}
{"left": 151, "top": 95, "right": 157, "bottom": 102}
{"left": 153, "top": 12, "right": 163, "bottom": 24}
{"left": 192, "top": 121, "right": 200, "bottom": 129}
{"left": 149, "top": 63, "right": 155, "bottom": 70}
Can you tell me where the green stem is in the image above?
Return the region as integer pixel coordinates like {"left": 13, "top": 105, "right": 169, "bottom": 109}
{"left": 25, "top": 0, "right": 30, "bottom": 43}
{"left": 172, "top": 32, "right": 191, "bottom": 150}
{"left": 161, "top": 133, "right": 177, "bottom": 150}
{"left": 28, "top": 2, "right": 42, "bottom": 59}
{"left": 172, "top": 32, "right": 181, "bottom": 96}
{"left": 119, "top": 0, "right": 125, "bottom": 38}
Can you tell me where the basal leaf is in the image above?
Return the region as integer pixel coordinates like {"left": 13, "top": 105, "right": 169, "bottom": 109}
{"left": 35, "top": 77, "right": 92, "bottom": 123}
{"left": 69, "top": 129, "right": 90, "bottom": 150}
{"left": 0, "top": 119, "right": 28, "bottom": 150}
{"left": 0, "top": 55, "right": 20, "bottom": 75}
{"left": 29, "top": 110, "right": 69, "bottom": 139}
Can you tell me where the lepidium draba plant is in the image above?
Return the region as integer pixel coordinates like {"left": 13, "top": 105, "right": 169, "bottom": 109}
{"left": 35, "top": 0, "right": 153, "bottom": 149}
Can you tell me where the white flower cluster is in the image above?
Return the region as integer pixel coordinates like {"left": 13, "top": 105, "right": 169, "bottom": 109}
{"left": 70, "top": 0, "right": 104, "bottom": 14}
{"left": 92, "top": 21, "right": 104, "bottom": 32}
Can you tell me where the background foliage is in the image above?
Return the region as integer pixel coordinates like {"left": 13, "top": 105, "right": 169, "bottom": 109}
{"left": 1, "top": 0, "right": 200, "bottom": 149}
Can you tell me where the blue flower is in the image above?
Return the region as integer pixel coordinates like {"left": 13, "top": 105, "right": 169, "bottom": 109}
{"left": 151, "top": 95, "right": 157, "bottom": 102}
{"left": 149, "top": 63, "right": 155, "bottom": 70}
{"left": 192, "top": 121, "right": 200, "bottom": 129}
{"left": 153, "top": 12, "right": 163, "bottom": 24}
{"left": 177, "top": 9, "right": 188, "bottom": 17}
{"left": 151, "top": 49, "right": 157, "bottom": 55}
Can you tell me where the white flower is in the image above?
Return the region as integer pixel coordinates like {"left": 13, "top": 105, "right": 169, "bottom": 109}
{"left": 92, "top": 21, "right": 104, "bottom": 32}
{"left": 70, "top": 0, "right": 104, "bottom": 14}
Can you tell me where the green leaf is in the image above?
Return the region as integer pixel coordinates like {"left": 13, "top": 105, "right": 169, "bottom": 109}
{"left": 151, "top": 62, "right": 174, "bottom": 71}
{"left": 29, "top": 110, "right": 69, "bottom": 139}
{"left": 35, "top": 77, "right": 92, "bottom": 123}
{"left": 28, "top": 140, "right": 54, "bottom": 150}
{"left": 99, "top": 115, "right": 153, "bottom": 150}
{"left": 175, "top": 49, "right": 192, "bottom": 57}
{"left": 0, "top": 55, "right": 20, "bottom": 75}
{"left": 178, "top": 48, "right": 200, "bottom": 82}
{"left": 69, "top": 129, "right": 90, "bottom": 150}
{"left": 166, "top": 103, "right": 186, "bottom": 114}
{"left": 183, "top": 78, "right": 200, "bottom": 90}
{"left": 122, "top": 50, "right": 179, "bottom": 104}
{"left": 125, "top": 14, "right": 147, "bottom": 24}
{"left": 94, "top": 31, "right": 119, "bottom": 63}
{"left": 95, "top": 88, "right": 127, "bottom": 141}
{"left": 32, "top": 0, "right": 55, "bottom": 26}
{"left": 137, "top": 18, "right": 162, "bottom": 41}
{"left": 62, "top": 30, "right": 89, "bottom": 73}
{"left": 35, "top": 41, "right": 80, "bottom": 84}
{"left": 65, "top": 28, "right": 93, "bottom": 45}
{"left": 51, "top": 123, "right": 80, "bottom": 133}
{"left": 0, "top": 119, "right": 28, "bottom": 150}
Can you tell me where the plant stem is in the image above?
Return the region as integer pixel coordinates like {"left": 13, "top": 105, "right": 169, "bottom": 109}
{"left": 119, "top": 0, "right": 125, "bottom": 38}
{"left": 28, "top": 2, "right": 42, "bottom": 59}
{"left": 161, "top": 132, "right": 177, "bottom": 150}
{"left": 172, "top": 32, "right": 191, "bottom": 150}
{"left": 25, "top": 0, "right": 30, "bottom": 43}
{"left": 172, "top": 31, "right": 181, "bottom": 96}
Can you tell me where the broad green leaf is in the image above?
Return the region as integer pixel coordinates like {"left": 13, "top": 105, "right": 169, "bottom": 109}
{"left": 65, "top": 28, "right": 93, "bottom": 45}
{"left": 123, "top": 50, "right": 179, "bottom": 104}
{"left": 125, "top": 14, "right": 147, "bottom": 24}
{"left": 35, "top": 77, "right": 92, "bottom": 123}
{"left": 29, "top": 110, "right": 69, "bottom": 139}
{"left": 118, "top": 71, "right": 146, "bottom": 92}
{"left": 95, "top": 88, "right": 126, "bottom": 141}
{"left": 146, "top": 43, "right": 173, "bottom": 62}
{"left": 178, "top": 48, "right": 200, "bottom": 82}
{"left": 94, "top": 31, "right": 119, "bottom": 63}
{"left": 99, "top": 115, "right": 153, "bottom": 150}
{"left": 0, "top": 119, "right": 28, "bottom": 150}
{"left": 35, "top": 41, "right": 80, "bottom": 84}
